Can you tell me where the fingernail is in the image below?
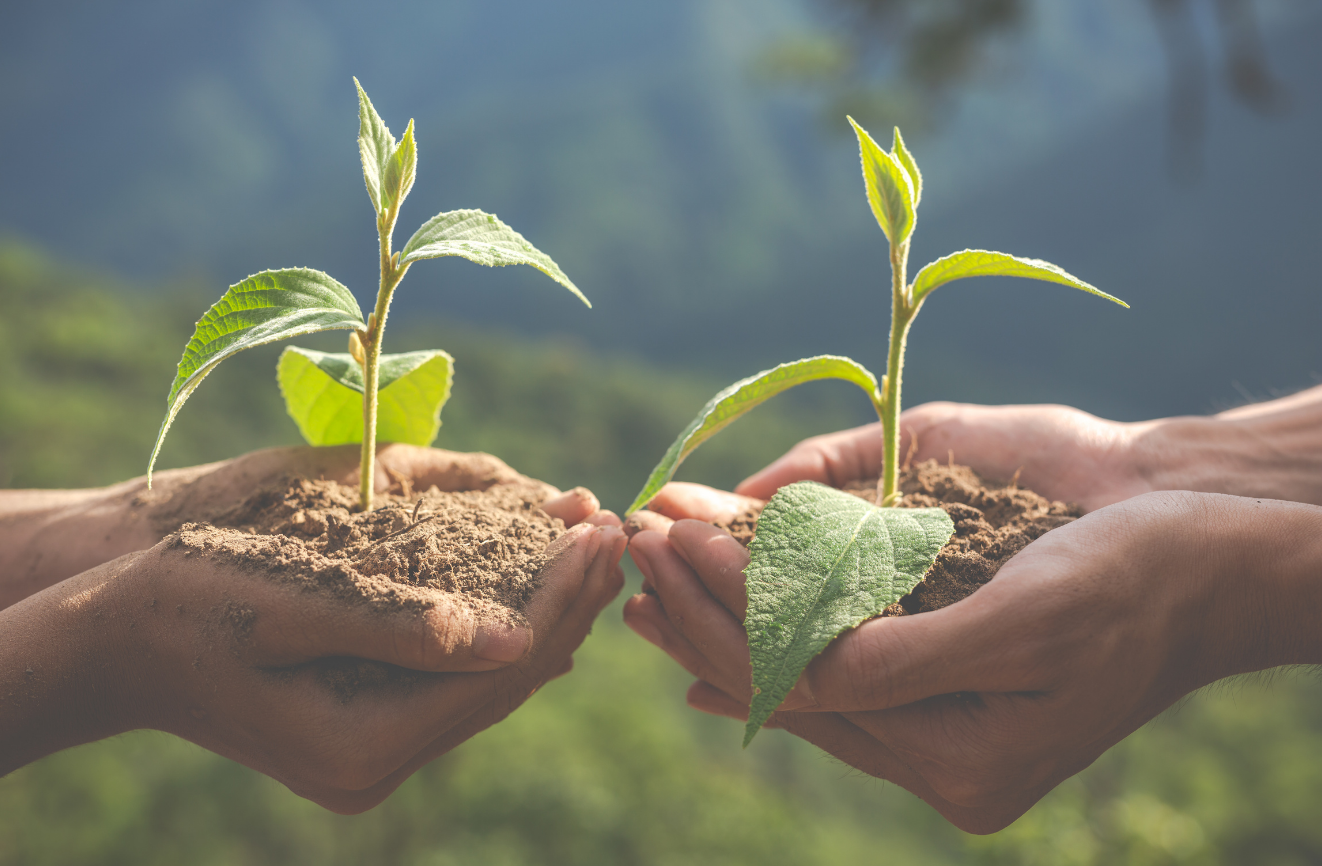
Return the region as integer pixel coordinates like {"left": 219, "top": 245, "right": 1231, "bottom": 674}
{"left": 474, "top": 624, "right": 530, "bottom": 662}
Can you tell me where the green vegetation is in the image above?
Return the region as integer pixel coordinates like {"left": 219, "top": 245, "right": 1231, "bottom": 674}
{"left": 627, "top": 119, "right": 1126, "bottom": 743}
{"left": 4, "top": 241, "right": 1322, "bottom": 863}
{"left": 148, "top": 80, "right": 588, "bottom": 511}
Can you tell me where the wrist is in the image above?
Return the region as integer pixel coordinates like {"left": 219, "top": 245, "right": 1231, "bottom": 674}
{"left": 0, "top": 479, "right": 163, "bottom": 608}
{"left": 0, "top": 551, "right": 143, "bottom": 774}
{"left": 1175, "top": 493, "right": 1322, "bottom": 686}
{"left": 1127, "top": 399, "right": 1322, "bottom": 506}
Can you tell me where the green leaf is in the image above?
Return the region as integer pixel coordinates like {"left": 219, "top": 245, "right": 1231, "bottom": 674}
{"left": 380, "top": 118, "right": 417, "bottom": 214}
{"left": 848, "top": 116, "right": 915, "bottom": 246}
{"left": 625, "top": 356, "right": 883, "bottom": 516}
{"left": 400, "top": 209, "right": 590, "bottom": 307}
{"left": 743, "top": 482, "right": 954, "bottom": 746}
{"left": 277, "top": 347, "right": 454, "bottom": 446}
{"left": 355, "top": 77, "right": 396, "bottom": 215}
{"left": 147, "top": 268, "right": 365, "bottom": 485}
{"left": 909, "top": 249, "right": 1130, "bottom": 308}
{"left": 891, "top": 126, "right": 922, "bottom": 209}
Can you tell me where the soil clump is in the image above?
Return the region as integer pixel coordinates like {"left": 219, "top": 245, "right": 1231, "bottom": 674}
{"left": 716, "top": 459, "right": 1080, "bottom": 616}
{"left": 165, "top": 468, "right": 566, "bottom": 628}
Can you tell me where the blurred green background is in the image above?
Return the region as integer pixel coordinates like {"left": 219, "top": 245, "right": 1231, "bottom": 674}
{"left": 3, "top": 0, "right": 1322, "bottom": 862}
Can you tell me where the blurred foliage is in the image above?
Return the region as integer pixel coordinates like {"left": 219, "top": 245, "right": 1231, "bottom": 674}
{"left": 2, "top": 240, "right": 1322, "bottom": 863}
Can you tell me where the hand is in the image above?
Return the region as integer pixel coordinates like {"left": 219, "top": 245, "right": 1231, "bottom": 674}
{"left": 735, "top": 388, "right": 1322, "bottom": 513}
{"left": 623, "top": 494, "right": 1322, "bottom": 833}
{"left": 736, "top": 404, "right": 1147, "bottom": 512}
{"left": 2, "top": 444, "right": 595, "bottom": 608}
{"left": 1, "top": 510, "right": 628, "bottom": 813}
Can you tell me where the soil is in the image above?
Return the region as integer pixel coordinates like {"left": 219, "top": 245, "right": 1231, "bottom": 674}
{"left": 161, "top": 458, "right": 567, "bottom": 631}
{"left": 716, "top": 459, "right": 1080, "bottom": 616}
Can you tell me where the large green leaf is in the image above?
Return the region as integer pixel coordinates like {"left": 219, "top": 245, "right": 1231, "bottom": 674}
{"left": 147, "top": 268, "right": 364, "bottom": 485}
{"left": 848, "top": 116, "right": 915, "bottom": 246}
{"left": 910, "top": 249, "right": 1130, "bottom": 308}
{"left": 354, "top": 77, "right": 396, "bottom": 215}
{"left": 625, "top": 356, "right": 883, "bottom": 516}
{"left": 743, "top": 482, "right": 954, "bottom": 746}
{"left": 399, "top": 209, "right": 590, "bottom": 307}
{"left": 277, "top": 346, "right": 453, "bottom": 446}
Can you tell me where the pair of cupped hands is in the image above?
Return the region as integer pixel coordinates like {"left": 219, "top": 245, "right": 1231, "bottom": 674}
{"left": 10, "top": 401, "right": 1315, "bottom": 830}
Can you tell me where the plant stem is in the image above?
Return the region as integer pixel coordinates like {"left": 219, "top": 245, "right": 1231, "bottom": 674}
{"left": 880, "top": 240, "right": 913, "bottom": 505}
{"left": 359, "top": 210, "right": 408, "bottom": 511}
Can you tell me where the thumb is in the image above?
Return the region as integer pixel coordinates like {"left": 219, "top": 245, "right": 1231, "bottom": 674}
{"left": 798, "top": 588, "right": 1018, "bottom": 712}
{"left": 735, "top": 423, "right": 883, "bottom": 500}
{"left": 248, "top": 588, "right": 536, "bottom": 673}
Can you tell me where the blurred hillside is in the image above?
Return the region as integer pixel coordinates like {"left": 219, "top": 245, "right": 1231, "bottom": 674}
{"left": 2, "top": 1, "right": 1320, "bottom": 423}
{"left": 3, "top": 240, "right": 1322, "bottom": 865}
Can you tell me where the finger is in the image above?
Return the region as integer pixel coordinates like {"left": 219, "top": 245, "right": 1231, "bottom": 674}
{"left": 622, "top": 593, "right": 730, "bottom": 685}
{"left": 584, "top": 509, "right": 622, "bottom": 528}
{"left": 624, "top": 509, "right": 674, "bottom": 539}
{"left": 735, "top": 423, "right": 883, "bottom": 500}
{"left": 687, "top": 679, "right": 748, "bottom": 719}
{"left": 647, "top": 482, "right": 764, "bottom": 524}
{"left": 798, "top": 588, "right": 1017, "bottom": 712}
{"left": 666, "top": 519, "right": 750, "bottom": 618}
{"left": 541, "top": 487, "right": 601, "bottom": 526}
{"left": 325, "top": 525, "right": 628, "bottom": 793}
{"left": 628, "top": 529, "right": 753, "bottom": 699}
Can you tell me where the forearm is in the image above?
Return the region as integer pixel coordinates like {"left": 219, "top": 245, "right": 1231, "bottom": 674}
{"left": 0, "top": 480, "right": 160, "bottom": 609}
{"left": 1128, "top": 384, "right": 1322, "bottom": 506}
{"left": 0, "top": 554, "right": 138, "bottom": 775}
{"left": 1188, "top": 494, "right": 1322, "bottom": 685}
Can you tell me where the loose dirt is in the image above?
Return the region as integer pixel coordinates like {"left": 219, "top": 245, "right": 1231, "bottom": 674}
{"left": 716, "top": 459, "right": 1080, "bottom": 616}
{"left": 163, "top": 460, "right": 566, "bottom": 629}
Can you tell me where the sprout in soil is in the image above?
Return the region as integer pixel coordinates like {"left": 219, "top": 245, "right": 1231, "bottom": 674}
{"left": 625, "top": 118, "right": 1128, "bottom": 745}
{"left": 147, "top": 79, "right": 589, "bottom": 512}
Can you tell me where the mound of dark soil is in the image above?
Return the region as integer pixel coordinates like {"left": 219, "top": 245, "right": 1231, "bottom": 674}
{"left": 717, "top": 459, "right": 1080, "bottom": 615}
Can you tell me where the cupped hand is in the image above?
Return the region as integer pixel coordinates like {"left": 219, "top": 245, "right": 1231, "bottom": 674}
{"left": 735, "top": 403, "right": 1150, "bottom": 512}
{"left": 2, "top": 511, "right": 627, "bottom": 812}
{"left": 5, "top": 444, "right": 608, "bottom": 606}
{"left": 623, "top": 493, "right": 1288, "bottom": 833}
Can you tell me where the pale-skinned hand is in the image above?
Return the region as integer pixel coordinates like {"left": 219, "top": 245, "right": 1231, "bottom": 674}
{"left": 735, "top": 405, "right": 1147, "bottom": 512}
{"left": 735, "top": 390, "right": 1322, "bottom": 513}
{"left": 623, "top": 494, "right": 1322, "bottom": 834}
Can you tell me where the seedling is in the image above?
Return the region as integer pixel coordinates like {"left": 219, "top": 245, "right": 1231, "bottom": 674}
{"left": 148, "top": 80, "right": 589, "bottom": 511}
{"left": 626, "top": 119, "right": 1127, "bottom": 744}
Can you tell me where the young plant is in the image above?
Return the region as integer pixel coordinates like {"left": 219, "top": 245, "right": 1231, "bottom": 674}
{"left": 626, "top": 119, "right": 1127, "bottom": 744}
{"left": 147, "top": 79, "right": 589, "bottom": 511}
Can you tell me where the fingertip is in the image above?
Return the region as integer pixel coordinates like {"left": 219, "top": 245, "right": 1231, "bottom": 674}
{"left": 542, "top": 487, "right": 600, "bottom": 525}
{"left": 624, "top": 509, "right": 674, "bottom": 538}
{"left": 586, "top": 509, "right": 623, "bottom": 528}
